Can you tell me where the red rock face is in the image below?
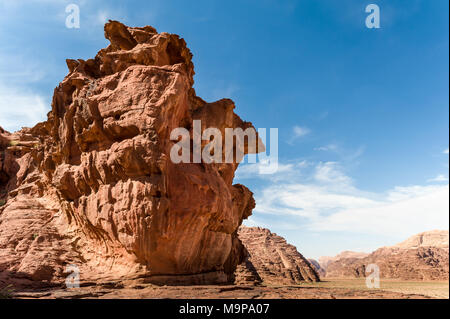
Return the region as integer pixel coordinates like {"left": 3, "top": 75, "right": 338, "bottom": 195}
{"left": 0, "top": 21, "right": 262, "bottom": 287}
{"left": 235, "top": 227, "right": 320, "bottom": 285}
{"left": 322, "top": 231, "right": 449, "bottom": 281}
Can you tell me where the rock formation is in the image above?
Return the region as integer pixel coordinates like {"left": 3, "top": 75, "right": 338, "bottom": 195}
{"left": 319, "top": 251, "right": 369, "bottom": 272}
{"left": 322, "top": 230, "right": 449, "bottom": 281}
{"left": 392, "top": 230, "right": 449, "bottom": 249}
{"left": 0, "top": 21, "right": 264, "bottom": 288}
{"left": 234, "top": 227, "right": 320, "bottom": 285}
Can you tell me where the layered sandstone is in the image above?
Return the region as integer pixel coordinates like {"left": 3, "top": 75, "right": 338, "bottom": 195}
{"left": 0, "top": 21, "right": 263, "bottom": 287}
{"left": 322, "top": 231, "right": 449, "bottom": 281}
{"left": 234, "top": 227, "right": 320, "bottom": 285}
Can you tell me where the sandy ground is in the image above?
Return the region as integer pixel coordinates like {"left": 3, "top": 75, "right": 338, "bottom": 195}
{"left": 5, "top": 278, "right": 446, "bottom": 299}
{"left": 298, "top": 278, "right": 449, "bottom": 299}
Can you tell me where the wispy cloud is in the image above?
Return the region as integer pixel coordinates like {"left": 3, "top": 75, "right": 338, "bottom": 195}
{"left": 312, "top": 184, "right": 449, "bottom": 237}
{"left": 0, "top": 51, "right": 46, "bottom": 86}
{"left": 293, "top": 125, "right": 310, "bottom": 137}
{"left": 314, "top": 144, "right": 338, "bottom": 152}
{"left": 428, "top": 174, "right": 449, "bottom": 183}
{"left": 444, "top": 148, "right": 449, "bottom": 155}
{"left": 88, "top": 6, "right": 129, "bottom": 27}
{"left": 313, "top": 143, "right": 365, "bottom": 163}
{"left": 287, "top": 125, "right": 310, "bottom": 144}
{"left": 235, "top": 159, "right": 309, "bottom": 182}
{"left": 0, "top": 53, "right": 49, "bottom": 131}
{"left": 249, "top": 159, "right": 449, "bottom": 237}
{"left": 0, "top": 83, "right": 48, "bottom": 132}
{"left": 314, "top": 161, "right": 353, "bottom": 187}
{"left": 96, "top": 10, "right": 109, "bottom": 25}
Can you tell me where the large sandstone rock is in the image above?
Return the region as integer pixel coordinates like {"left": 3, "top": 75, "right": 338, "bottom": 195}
{"left": 0, "top": 21, "right": 263, "bottom": 287}
{"left": 322, "top": 231, "right": 449, "bottom": 281}
{"left": 234, "top": 227, "right": 320, "bottom": 285}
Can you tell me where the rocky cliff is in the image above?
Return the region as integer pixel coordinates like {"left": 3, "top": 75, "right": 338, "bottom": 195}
{"left": 0, "top": 21, "right": 263, "bottom": 288}
{"left": 235, "top": 227, "right": 320, "bottom": 285}
{"left": 322, "top": 230, "right": 449, "bottom": 281}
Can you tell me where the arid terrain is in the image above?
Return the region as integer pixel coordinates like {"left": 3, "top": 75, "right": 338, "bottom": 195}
{"left": 300, "top": 278, "right": 449, "bottom": 299}
{"left": 0, "top": 20, "right": 448, "bottom": 300}
{"left": 4, "top": 279, "right": 436, "bottom": 299}
{"left": 318, "top": 230, "right": 449, "bottom": 281}
{"left": 2, "top": 227, "right": 447, "bottom": 299}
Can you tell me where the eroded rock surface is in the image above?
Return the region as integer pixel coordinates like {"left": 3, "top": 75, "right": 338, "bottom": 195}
{"left": 0, "top": 21, "right": 263, "bottom": 288}
{"left": 322, "top": 231, "right": 449, "bottom": 281}
{"left": 234, "top": 227, "right": 320, "bottom": 285}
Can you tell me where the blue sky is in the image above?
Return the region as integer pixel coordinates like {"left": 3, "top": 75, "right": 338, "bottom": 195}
{"left": 0, "top": 0, "right": 448, "bottom": 259}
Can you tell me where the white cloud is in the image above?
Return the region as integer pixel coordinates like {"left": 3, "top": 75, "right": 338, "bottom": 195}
{"left": 256, "top": 183, "right": 377, "bottom": 219}
{"left": 427, "top": 174, "right": 449, "bottom": 183}
{"left": 287, "top": 125, "right": 310, "bottom": 145}
{"left": 251, "top": 160, "right": 449, "bottom": 237}
{"left": 97, "top": 10, "right": 109, "bottom": 25}
{"left": 314, "top": 144, "right": 338, "bottom": 152}
{"left": 0, "top": 84, "right": 48, "bottom": 132}
{"left": 235, "top": 159, "right": 309, "bottom": 181}
{"left": 0, "top": 51, "right": 46, "bottom": 86}
{"left": 236, "top": 162, "right": 294, "bottom": 180}
{"left": 314, "top": 162, "right": 353, "bottom": 187}
{"left": 243, "top": 215, "right": 302, "bottom": 231}
{"left": 444, "top": 148, "right": 449, "bottom": 155}
{"left": 293, "top": 125, "right": 310, "bottom": 138}
{"left": 386, "top": 184, "right": 446, "bottom": 201}
{"left": 312, "top": 184, "right": 449, "bottom": 237}
{"left": 0, "top": 40, "right": 49, "bottom": 132}
{"left": 313, "top": 143, "right": 365, "bottom": 162}
{"left": 90, "top": 7, "right": 128, "bottom": 27}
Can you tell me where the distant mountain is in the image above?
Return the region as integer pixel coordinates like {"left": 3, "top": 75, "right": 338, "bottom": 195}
{"left": 320, "top": 230, "right": 449, "bottom": 281}
{"left": 319, "top": 251, "right": 369, "bottom": 270}
{"left": 392, "top": 230, "right": 449, "bottom": 249}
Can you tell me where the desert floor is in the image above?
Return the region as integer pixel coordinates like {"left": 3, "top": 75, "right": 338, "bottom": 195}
{"left": 5, "top": 278, "right": 448, "bottom": 299}
{"left": 298, "top": 278, "right": 449, "bottom": 299}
